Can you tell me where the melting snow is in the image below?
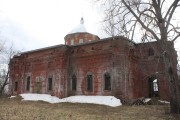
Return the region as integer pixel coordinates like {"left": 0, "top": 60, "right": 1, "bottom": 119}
{"left": 19, "top": 94, "right": 121, "bottom": 107}
{"left": 20, "top": 94, "right": 64, "bottom": 103}
{"left": 8, "top": 96, "right": 16, "bottom": 98}
{"left": 158, "top": 100, "right": 170, "bottom": 104}
{"left": 63, "top": 96, "right": 121, "bottom": 107}
{"left": 144, "top": 98, "right": 151, "bottom": 103}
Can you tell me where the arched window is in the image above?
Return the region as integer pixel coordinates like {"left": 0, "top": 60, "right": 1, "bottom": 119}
{"left": 47, "top": 77, "right": 53, "bottom": 91}
{"left": 72, "top": 75, "right": 77, "bottom": 91}
{"left": 104, "top": 73, "right": 111, "bottom": 90}
{"left": 86, "top": 74, "right": 93, "bottom": 91}
{"left": 26, "top": 76, "right": 30, "bottom": 91}
{"left": 148, "top": 48, "right": 154, "bottom": 56}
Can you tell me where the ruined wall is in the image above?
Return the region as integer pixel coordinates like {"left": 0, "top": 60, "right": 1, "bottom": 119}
{"left": 67, "top": 39, "right": 113, "bottom": 96}
{"left": 108, "top": 38, "right": 139, "bottom": 100}
{"left": 9, "top": 45, "right": 68, "bottom": 98}
{"left": 9, "top": 36, "right": 177, "bottom": 101}
{"left": 67, "top": 37, "right": 139, "bottom": 100}
{"left": 136, "top": 41, "right": 178, "bottom": 100}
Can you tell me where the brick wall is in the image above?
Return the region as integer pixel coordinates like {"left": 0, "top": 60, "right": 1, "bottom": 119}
{"left": 9, "top": 36, "right": 178, "bottom": 101}
{"left": 64, "top": 33, "right": 100, "bottom": 45}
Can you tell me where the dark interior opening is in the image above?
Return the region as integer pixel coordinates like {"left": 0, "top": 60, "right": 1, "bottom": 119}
{"left": 26, "top": 76, "right": 30, "bottom": 91}
{"left": 72, "top": 75, "right": 77, "bottom": 91}
{"left": 48, "top": 77, "right": 52, "bottom": 91}
{"left": 104, "top": 73, "right": 111, "bottom": 90}
{"left": 86, "top": 75, "right": 93, "bottom": 91}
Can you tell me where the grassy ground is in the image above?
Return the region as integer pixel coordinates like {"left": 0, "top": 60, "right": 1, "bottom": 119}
{"left": 0, "top": 96, "right": 179, "bottom": 120}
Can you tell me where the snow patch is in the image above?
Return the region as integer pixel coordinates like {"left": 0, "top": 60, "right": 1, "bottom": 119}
{"left": 19, "top": 94, "right": 121, "bottom": 107}
{"left": 8, "top": 96, "right": 16, "bottom": 98}
{"left": 144, "top": 98, "right": 151, "bottom": 103}
{"left": 62, "top": 96, "right": 121, "bottom": 107}
{"left": 20, "top": 94, "right": 65, "bottom": 103}
{"left": 158, "top": 100, "right": 170, "bottom": 104}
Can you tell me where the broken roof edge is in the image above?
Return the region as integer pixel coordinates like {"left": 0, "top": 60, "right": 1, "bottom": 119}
{"left": 68, "top": 36, "right": 136, "bottom": 47}
{"left": 14, "top": 44, "right": 67, "bottom": 57}
{"left": 13, "top": 36, "right": 135, "bottom": 57}
{"left": 101, "top": 36, "right": 136, "bottom": 44}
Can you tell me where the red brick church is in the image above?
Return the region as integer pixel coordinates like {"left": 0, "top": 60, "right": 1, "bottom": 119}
{"left": 9, "top": 18, "right": 178, "bottom": 101}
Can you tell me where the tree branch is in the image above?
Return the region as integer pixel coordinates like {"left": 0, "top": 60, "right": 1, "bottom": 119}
{"left": 122, "top": 0, "right": 160, "bottom": 41}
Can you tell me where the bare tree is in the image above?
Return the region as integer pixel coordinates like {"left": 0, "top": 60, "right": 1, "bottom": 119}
{"left": 95, "top": 0, "right": 180, "bottom": 113}
{"left": 0, "top": 44, "right": 18, "bottom": 96}
{"left": 0, "top": 66, "right": 9, "bottom": 95}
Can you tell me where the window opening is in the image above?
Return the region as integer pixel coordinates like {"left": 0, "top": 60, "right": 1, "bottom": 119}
{"left": 72, "top": 75, "right": 77, "bottom": 91}
{"left": 86, "top": 75, "right": 93, "bottom": 91}
{"left": 104, "top": 73, "right": 111, "bottom": 90}
{"left": 26, "top": 76, "right": 30, "bottom": 91}
{"left": 48, "top": 77, "right": 53, "bottom": 91}
{"left": 14, "top": 81, "right": 18, "bottom": 91}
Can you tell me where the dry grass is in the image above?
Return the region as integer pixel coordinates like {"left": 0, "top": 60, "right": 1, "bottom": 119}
{"left": 0, "top": 96, "right": 179, "bottom": 120}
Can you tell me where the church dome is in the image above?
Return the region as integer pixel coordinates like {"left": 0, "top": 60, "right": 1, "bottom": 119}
{"left": 64, "top": 18, "right": 100, "bottom": 46}
{"left": 68, "top": 18, "right": 87, "bottom": 34}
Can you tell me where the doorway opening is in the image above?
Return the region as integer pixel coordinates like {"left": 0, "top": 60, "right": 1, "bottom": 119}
{"left": 148, "top": 76, "right": 159, "bottom": 97}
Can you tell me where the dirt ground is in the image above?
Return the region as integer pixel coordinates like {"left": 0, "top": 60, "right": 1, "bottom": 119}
{"left": 0, "top": 96, "right": 179, "bottom": 120}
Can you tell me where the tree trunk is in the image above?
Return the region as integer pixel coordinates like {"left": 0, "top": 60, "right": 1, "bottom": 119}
{"left": 0, "top": 70, "right": 9, "bottom": 96}
{"left": 160, "top": 41, "right": 180, "bottom": 113}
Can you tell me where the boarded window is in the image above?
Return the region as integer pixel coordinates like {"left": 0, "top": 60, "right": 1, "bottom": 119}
{"left": 86, "top": 75, "right": 93, "bottom": 91}
{"left": 26, "top": 76, "right": 30, "bottom": 91}
{"left": 72, "top": 75, "right": 77, "bottom": 91}
{"left": 14, "top": 81, "right": 18, "bottom": 91}
{"left": 48, "top": 77, "right": 53, "bottom": 91}
{"left": 104, "top": 73, "right": 111, "bottom": 90}
{"left": 148, "top": 48, "right": 154, "bottom": 56}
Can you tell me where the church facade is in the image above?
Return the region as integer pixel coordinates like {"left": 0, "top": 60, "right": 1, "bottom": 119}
{"left": 9, "top": 18, "right": 178, "bottom": 101}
